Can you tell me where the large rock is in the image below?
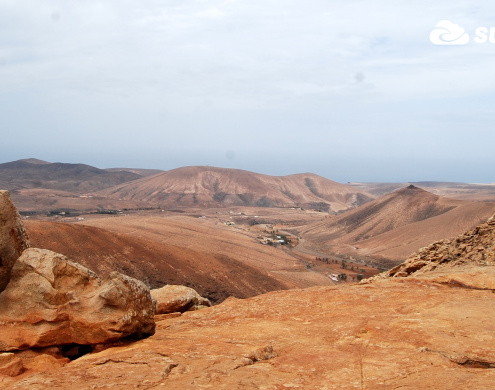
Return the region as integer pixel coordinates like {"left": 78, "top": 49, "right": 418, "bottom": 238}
{"left": 0, "top": 353, "right": 23, "bottom": 377}
{"left": 0, "top": 191, "right": 30, "bottom": 292}
{"left": 151, "top": 285, "right": 211, "bottom": 314}
{"left": 0, "top": 248, "right": 155, "bottom": 351}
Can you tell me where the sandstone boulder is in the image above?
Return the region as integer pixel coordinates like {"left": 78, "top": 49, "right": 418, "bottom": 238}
{"left": 14, "top": 347, "right": 69, "bottom": 373}
{"left": 0, "top": 353, "right": 23, "bottom": 377}
{"left": 0, "top": 248, "right": 155, "bottom": 351}
{"left": 151, "top": 285, "right": 211, "bottom": 314}
{"left": 0, "top": 191, "right": 30, "bottom": 292}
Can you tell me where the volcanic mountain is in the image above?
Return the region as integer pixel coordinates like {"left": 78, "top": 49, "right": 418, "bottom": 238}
{"left": 98, "top": 166, "right": 374, "bottom": 211}
{"left": 0, "top": 159, "right": 142, "bottom": 192}
{"left": 351, "top": 181, "right": 495, "bottom": 201}
{"left": 296, "top": 185, "right": 495, "bottom": 266}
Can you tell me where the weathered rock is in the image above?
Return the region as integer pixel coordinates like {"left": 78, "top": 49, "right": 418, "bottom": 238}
{"left": 22, "top": 354, "right": 67, "bottom": 373}
{"left": 4, "top": 267, "right": 495, "bottom": 389}
{"left": 410, "top": 266, "right": 495, "bottom": 290}
{"left": 151, "top": 285, "right": 211, "bottom": 314}
{"left": 0, "top": 191, "right": 30, "bottom": 292}
{"left": 14, "top": 347, "right": 69, "bottom": 374}
{"left": 0, "top": 353, "right": 23, "bottom": 377}
{"left": 0, "top": 248, "right": 155, "bottom": 351}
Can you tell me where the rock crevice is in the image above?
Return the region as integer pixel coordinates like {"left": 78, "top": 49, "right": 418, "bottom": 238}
{"left": 0, "top": 191, "right": 30, "bottom": 292}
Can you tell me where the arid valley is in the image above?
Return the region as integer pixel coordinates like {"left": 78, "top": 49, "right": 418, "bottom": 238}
{"left": 4, "top": 1, "right": 495, "bottom": 388}
{"left": 1, "top": 158, "right": 495, "bottom": 389}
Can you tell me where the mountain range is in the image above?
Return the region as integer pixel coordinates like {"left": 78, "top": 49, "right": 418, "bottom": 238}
{"left": 3, "top": 158, "right": 495, "bottom": 389}
{"left": 0, "top": 159, "right": 143, "bottom": 193}
{"left": 0, "top": 159, "right": 374, "bottom": 212}
{"left": 2, "top": 157, "right": 495, "bottom": 270}
{"left": 98, "top": 165, "right": 374, "bottom": 211}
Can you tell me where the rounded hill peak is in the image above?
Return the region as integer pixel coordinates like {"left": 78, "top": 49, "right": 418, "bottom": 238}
{"left": 98, "top": 166, "right": 373, "bottom": 210}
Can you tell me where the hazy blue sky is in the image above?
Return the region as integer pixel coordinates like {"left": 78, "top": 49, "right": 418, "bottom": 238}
{"left": 1, "top": 0, "right": 495, "bottom": 182}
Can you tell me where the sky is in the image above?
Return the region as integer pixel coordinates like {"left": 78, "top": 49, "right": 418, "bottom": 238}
{"left": 1, "top": 0, "right": 495, "bottom": 183}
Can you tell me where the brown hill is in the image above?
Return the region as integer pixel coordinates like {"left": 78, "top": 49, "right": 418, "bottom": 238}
{"left": 351, "top": 181, "right": 495, "bottom": 201}
{"left": 370, "top": 214, "right": 495, "bottom": 280}
{"left": 25, "top": 221, "right": 291, "bottom": 303}
{"left": 98, "top": 166, "right": 374, "bottom": 211}
{"left": 0, "top": 159, "right": 142, "bottom": 193}
{"left": 295, "top": 185, "right": 495, "bottom": 266}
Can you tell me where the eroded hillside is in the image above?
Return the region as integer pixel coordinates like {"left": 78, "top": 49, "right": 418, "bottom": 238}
{"left": 295, "top": 185, "right": 495, "bottom": 267}
{"left": 98, "top": 166, "right": 374, "bottom": 211}
{"left": 369, "top": 214, "right": 495, "bottom": 280}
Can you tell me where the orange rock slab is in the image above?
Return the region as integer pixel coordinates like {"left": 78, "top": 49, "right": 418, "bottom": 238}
{"left": 4, "top": 268, "right": 495, "bottom": 389}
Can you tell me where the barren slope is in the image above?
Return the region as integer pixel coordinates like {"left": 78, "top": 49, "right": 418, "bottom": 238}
{"left": 25, "top": 221, "right": 291, "bottom": 303}
{"left": 369, "top": 213, "right": 495, "bottom": 280}
{"left": 350, "top": 201, "right": 495, "bottom": 263}
{"left": 296, "top": 186, "right": 495, "bottom": 266}
{"left": 98, "top": 166, "right": 374, "bottom": 211}
{"left": 78, "top": 214, "right": 333, "bottom": 289}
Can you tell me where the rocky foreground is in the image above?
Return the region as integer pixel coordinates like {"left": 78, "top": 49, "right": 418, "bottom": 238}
{"left": 2, "top": 267, "right": 495, "bottom": 389}
{"left": 1, "top": 189, "right": 495, "bottom": 389}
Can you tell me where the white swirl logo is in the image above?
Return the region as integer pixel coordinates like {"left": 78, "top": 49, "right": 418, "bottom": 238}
{"left": 430, "top": 20, "right": 470, "bottom": 45}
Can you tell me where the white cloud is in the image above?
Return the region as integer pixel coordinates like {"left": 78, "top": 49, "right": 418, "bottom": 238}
{"left": 1, "top": 0, "right": 495, "bottom": 181}
{"left": 195, "top": 7, "right": 225, "bottom": 18}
